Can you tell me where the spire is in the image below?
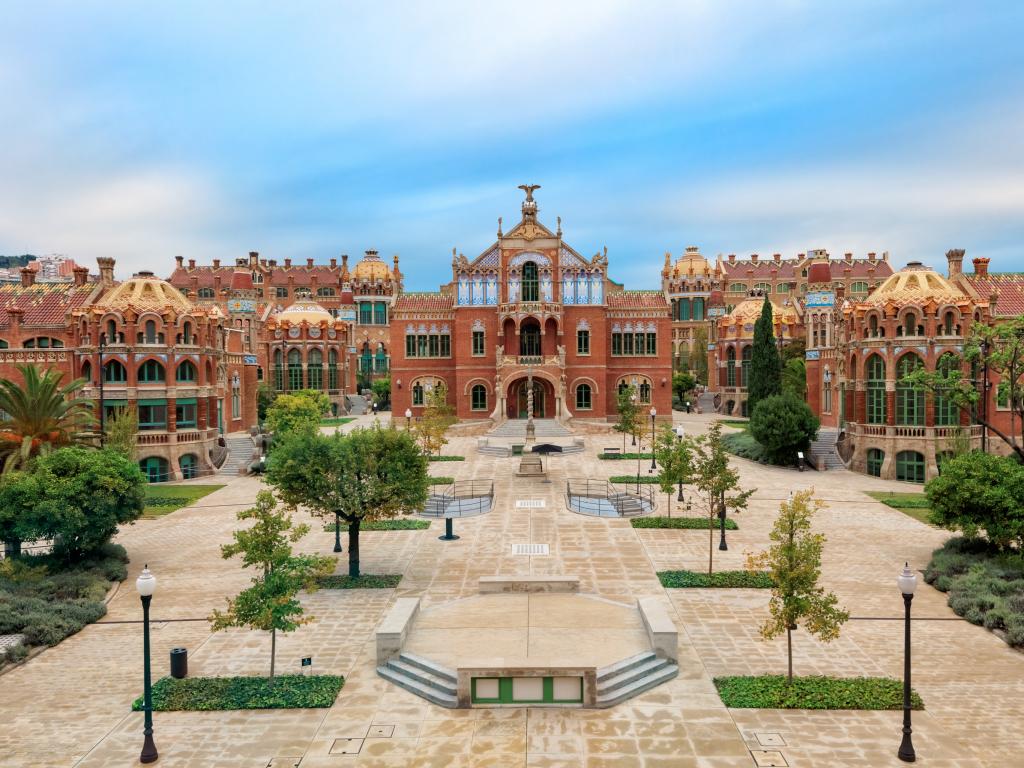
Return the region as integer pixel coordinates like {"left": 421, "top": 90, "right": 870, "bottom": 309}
{"left": 518, "top": 183, "right": 540, "bottom": 220}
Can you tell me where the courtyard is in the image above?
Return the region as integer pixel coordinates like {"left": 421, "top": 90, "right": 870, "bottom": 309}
{"left": 1, "top": 411, "right": 1021, "bottom": 768}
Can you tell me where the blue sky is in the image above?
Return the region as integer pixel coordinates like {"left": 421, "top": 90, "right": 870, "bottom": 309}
{"left": 0, "top": 1, "right": 1021, "bottom": 289}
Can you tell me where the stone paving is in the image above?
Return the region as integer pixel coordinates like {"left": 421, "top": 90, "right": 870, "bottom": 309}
{"left": 0, "top": 412, "right": 1022, "bottom": 767}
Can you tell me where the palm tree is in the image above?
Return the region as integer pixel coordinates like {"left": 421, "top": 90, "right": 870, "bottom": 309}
{"left": 0, "top": 364, "right": 96, "bottom": 473}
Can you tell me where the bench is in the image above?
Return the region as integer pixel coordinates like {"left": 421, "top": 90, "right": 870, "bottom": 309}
{"left": 603, "top": 447, "right": 621, "bottom": 455}
{"left": 376, "top": 597, "right": 420, "bottom": 665}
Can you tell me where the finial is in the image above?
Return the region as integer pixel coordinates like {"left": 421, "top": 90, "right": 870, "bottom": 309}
{"left": 556, "top": 216, "right": 562, "bottom": 237}
{"left": 497, "top": 217, "right": 503, "bottom": 237}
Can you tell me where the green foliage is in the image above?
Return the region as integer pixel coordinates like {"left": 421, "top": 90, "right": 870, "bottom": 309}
{"left": 780, "top": 337, "right": 806, "bottom": 364}
{"left": 132, "top": 675, "right": 344, "bottom": 711}
{"left": 608, "top": 475, "right": 660, "bottom": 484}
{"left": 428, "top": 476, "right": 456, "bottom": 485}
{"left": 721, "top": 431, "right": 769, "bottom": 463}
{"left": 267, "top": 426, "right": 430, "bottom": 578}
{"left": 748, "top": 490, "right": 849, "bottom": 682}
{"left": 104, "top": 406, "right": 138, "bottom": 460}
{"left": 142, "top": 484, "right": 224, "bottom": 518}
{"left": 925, "top": 451, "right": 1024, "bottom": 549}
{"left": 0, "top": 447, "right": 145, "bottom": 561}
{"left": 747, "top": 296, "right": 782, "bottom": 414}
{"left": 210, "top": 491, "right": 335, "bottom": 683}
{"left": 865, "top": 491, "right": 932, "bottom": 525}
{"left": 318, "top": 574, "right": 402, "bottom": 589}
{"left": 652, "top": 424, "right": 693, "bottom": 516}
{"left": 714, "top": 676, "right": 923, "bottom": 710}
{"left": 691, "top": 326, "right": 709, "bottom": 385}
{"left": 672, "top": 372, "right": 697, "bottom": 403}
{"left": 324, "top": 520, "right": 430, "bottom": 531}
{"left": 414, "top": 384, "right": 456, "bottom": 456}
{"left": 428, "top": 455, "right": 465, "bottom": 461}
{"left": 613, "top": 384, "right": 641, "bottom": 452}
{"left": 256, "top": 383, "right": 276, "bottom": 425}
{"left": 781, "top": 358, "right": 807, "bottom": 399}
{"left": 749, "top": 394, "right": 820, "bottom": 465}
{"left": 371, "top": 377, "right": 391, "bottom": 407}
{"left": 924, "top": 536, "right": 1024, "bottom": 645}
{"left": 658, "top": 570, "right": 772, "bottom": 588}
{"left": 265, "top": 392, "right": 324, "bottom": 440}
{"left": 319, "top": 417, "right": 355, "bottom": 427}
{"left": 598, "top": 453, "right": 653, "bottom": 460}
{"left": 632, "top": 517, "right": 738, "bottom": 530}
{"left": 0, "top": 364, "right": 96, "bottom": 473}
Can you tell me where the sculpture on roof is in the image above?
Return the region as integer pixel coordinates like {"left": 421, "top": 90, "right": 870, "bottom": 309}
{"left": 518, "top": 184, "right": 540, "bottom": 203}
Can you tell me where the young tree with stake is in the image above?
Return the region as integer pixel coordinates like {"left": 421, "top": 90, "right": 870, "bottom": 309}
{"left": 614, "top": 384, "right": 640, "bottom": 453}
{"left": 653, "top": 424, "right": 692, "bottom": 516}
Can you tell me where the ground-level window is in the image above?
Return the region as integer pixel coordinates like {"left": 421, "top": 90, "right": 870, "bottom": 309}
{"left": 180, "top": 453, "right": 198, "bottom": 480}
{"left": 139, "top": 456, "right": 169, "bottom": 483}
{"left": 576, "top": 383, "right": 592, "bottom": 410}
{"left": 471, "top": 384, "right": 487, "bottom": 411}
{"left": 412, "top": 383, "right": 424, "bottom": 406}
{"left": 866, "top": 448, "right": 884, "bottom": 477}
{"left": 895, "top": 450, "right": 925, "bottom": 484}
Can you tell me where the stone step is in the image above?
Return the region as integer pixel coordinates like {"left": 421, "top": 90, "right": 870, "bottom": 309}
{"left": 595, "top": 663, "right": 679, "bottom": 708}
{"left": 597, "top": 651, "right": 658, "bottom": 683}
{"left": 398, "top": 652, "right": 458, "bottom": 682}
{"left": 597, "top": 657, "right": 671, "bottom": 694}
{"left": 376, "top": 665, "right": 458, "bottom": 708}
{"left": 385, "top": 659, "right": 458, "bottom": 695}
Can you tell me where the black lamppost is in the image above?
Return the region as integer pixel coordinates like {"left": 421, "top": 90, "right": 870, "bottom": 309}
{"left": 979, "top": 339, "right": 989, "bottom": 453}
{"left": 673, "top": 426, "right": 686, "bottom": 501}
{"left": 649, "top": 407, "right": 657, "bottom": 472}
{"left": 718, "top": 497, "right": 728, "bottom": 551}
{"left": 897, "top": 562, "right": 917, "bottom": 763}
{"left": 97, "top": 333, "right": 106, "bottom": 447}
{"left": 333, "top": 513, "right": 343, "bottom": 553}
{"left": 630, "top": 392, "right": 638, "bottom": 446}
{"left": 136, "top": 566, "right": 158, "bottom": 764}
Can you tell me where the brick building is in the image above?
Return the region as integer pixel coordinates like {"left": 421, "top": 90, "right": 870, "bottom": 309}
{"left": 390, "top": 187, "right": 673, "bottom": 423}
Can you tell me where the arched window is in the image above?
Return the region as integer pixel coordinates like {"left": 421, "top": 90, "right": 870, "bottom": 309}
{"left": 729, "top": 283, "right": 748, "bottom": 293}
{"left": 317, "top": 286, "right": 336, "bottom": 297}
{"left": 328, "top": 348, "right": 339, "bottom": 390}
{"left": 935, "top": 353, "right": 959, "bottom": 426}
{"left": 942, "top": 310, "right": 957, "bottom": 336}
{"left": 359, "top": 343, "right": 372, "bottom": 374}
{"left": 902, "top": 312, "right": 917, "bottom": 337}
{"left": 866, "top": 354, "right": 886, "bottom": 424}
{"left": 106, "top": 319, "right": 118, "bottom": 343}
{"left": 180, "top": 454, "right": 198, "bottom": 480}
{"left": 868, "top": 315, "right": 880, "bottom": 338}
{"left": 273, "top": 349, "right": 284, "bottom": 391}
{"left": 850, "top": 281, "right": 869, "bottom": 294}
{"left": 176, "top": 360, "right": 197, "bottom": 382}
{"left": 895, "top": 450, "right": 926, "bottom": 483}
{"left": 374, "top": 342, "right": 388, "bottom": 373}
{"left": 753, "top": 282, "right": 771, "bottom": 294}
{"left": 23, "top": 337, "right": 63, "bottom": 348}
{"left": 638, "top": 381, "right": 651, "bottom": 403}
{"left": 308, "top": 348, "right": 324, "bottom": 390}
{"left": 896, "top": 354, "right": 924, "bottom": 425}
{"left": 520, "top": 322, "right": 541, "bottom": 357}
{"left": 741, "top": 345, "right": 752, "bottom": 388}
{"left": 139, "top": 456, "right": 170, "bottom": 483}
{"left": 181, "top": 321, "right": 193, "bottom": 345}
{"left": 521, "top": 262, "right": 539, "bottom": 302}
{"left": 81, "top": 360, "right": 92, "bottom": 382}
{"left": 617, "top": 380, "right": 629, "bottom": 396}
{"left": 471, "top": 384, "right": 487, "bottom": 411}
{"left": 197, "top": 287, "right": 215, "bottom": 299}
{"left": 412, "top": 382, "right": 425, "bottom": 406}
{"left": 576, "top": 383, "right": 592, "bottom": 410}
{"left": 866, "top": 448, "right": 884, "bottom": 477}
{"left": 727, "top": 347, "right": 736, "bottom": 387}
{"left": 143, "top": 320, "right": 158, "bottom": 344}
{"left": 138, "top": 359, "right": 165, "bottom": 383}
{"left": 104, "top": 359, "right": 127, "bottom": 383}
{"left": 287, "top": 348, "right": 303, "bottom": 390}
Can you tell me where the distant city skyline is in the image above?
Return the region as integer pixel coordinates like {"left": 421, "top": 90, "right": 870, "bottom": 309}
{"left": 1, "top": 2, "right": 1021, "bottom": 290}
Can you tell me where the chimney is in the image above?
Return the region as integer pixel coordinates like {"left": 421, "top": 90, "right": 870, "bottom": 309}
{"left": 330, "top": 257, "right": 337, "bottom": 268}
{"left": 284, "top": 258, "right": 292, "bottom": 268}
{"left": 751, "top": 253, "right": 759, "bottom": 263}
{"left": 188, "top": 258, "right": 196, "bottom": 269}
{"left": 7, "top": 306, "right": 23, "bottom": 331}
{"left": 269, "top": 259, "right": 277, "bottom": 267}
{"left": 72, "top": 267, "right": 89, "bottom": 287}
{"left": 882, "top": 251, "right": 889, "bottom": 262}
{"left": 212, "top": 258, "right": 220, "bottom": 269}
{"left": 307, "top": 258, "right": 314, "bottom": 268}
{"left": 773, "top": 253, "right": 781, "bottom": 262}
{"left": 728, "top": 254, "right": 736, "bottom": 264}
{"left": 311, "top": 274, "right": 319, "bottom": 294}
{"left": 97, "top": 257, "right": 115, "bottom": 287}
{"left": 973, "top": 257, "right": 990, "bottom": 277}
{"left": 249, "top": 251, "right": 259, "bottom": 266}
{"left": 946, "top": 248, "right": 966, "bottom": 277}
{"left": 189, "top": 275, "right": 198, "bottom": 295}
{"left": 845, "top": 252, "right": 853, "bottom": 262}
{"left": 214, "top": 274, "right": 222, "bottom": 293}
{"left": 20, "top": 267, "right": 35, "bottom": 287}
{"left": 868, "top": 252, "right": 876, "bottom": 262}
{"left": 175, "top": 255, "right": 184, "bottom": 268}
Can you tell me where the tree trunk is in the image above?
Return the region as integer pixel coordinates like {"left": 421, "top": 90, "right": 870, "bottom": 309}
{"left": 3, "top": 538, "right": 21, "bottom": 559}
{"left": 708, "top": 505, "right": 714, "bottom": 576}
{"left": 348, "top": 518, "right": 361, "bottom": 578}
{"left": 270, "top": 627, "right": 277, "bottom": 686}
{"left": 787, "top": 627, "right": 793, "bottom": 685}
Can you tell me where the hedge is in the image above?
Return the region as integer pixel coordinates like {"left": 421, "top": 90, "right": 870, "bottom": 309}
{"left": 428, "top": 476, "right": 456, "bottom": 485}
{"left": 132, "top": 675, "right": 344, "bottom": 711}
{"left": 658, "top": 570, "right": 772, "bottom": 588}
{"left": 317, "top": 574, "right": 402, "bottom": 589}
{"left": 429, "top": 456, "right": 465, "bottom": 462}
{"left": 323, "top": 520, "right": 429, "bottom": 532}
{"left": 608, "top": 475, "right": 661, "bottom": 484}
{"left": 632, "top": 516, "right": 738, "bottom": 530}
{"left": 714, "top": 675, "right": 923, "bottom": 710}
{"left": 599, "top": 453, "right": 654, "bottom": 460}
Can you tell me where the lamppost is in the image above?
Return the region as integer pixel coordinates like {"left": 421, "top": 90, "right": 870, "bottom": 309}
{"left": 649, "top": 408, "right": 657, "bottom": 472}
{"left": 979, "top": 339, "right": 990, "bottom": 453}
{"left": 97, "top": 333, "right": 106, "bottom": 448}
{"left": 405, "top": 408, "right": 412, "bottom": 430}
{"left": 897, "top": 562, "right": 917, "bottom": 763}
{"left": 718, "top": 497, "right": 728, "bottom": 551}
{"left": 136, "top": 565, "right": 158, "bottom": 764}
{"left": 333, "top": 513, "right": 343, "bottom": 553}
{"left": 673, "top": 426, "right": 685, "bottom": 501}
{"left": 630, "top": 392, "right": 638, "bottom": 446}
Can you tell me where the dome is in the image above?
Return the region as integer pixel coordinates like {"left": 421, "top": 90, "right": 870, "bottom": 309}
{"left": 719, "top": 295, "right": 798, "bottom": 338}
{"left": 274, "top": 295, "right": 333, "bottom": 325}
{"left": 95, "top": 271, "right": 194, "bottom": 314}
{"left": 672, "top": 246, "right": 711, "bottom": 278}
{"left": 353, "top": 249, "right": 392, "bottom": 281}
{"left": 862, "top": 262, "right": 965, "bottom": 307}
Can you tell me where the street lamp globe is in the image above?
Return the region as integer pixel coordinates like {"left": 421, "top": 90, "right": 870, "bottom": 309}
{"left": 404, "top": 408, "right": 412, "bottom": 419}
{"left": 649, "top": 407, "right": 657, "bottom": 418}
{"left": 136, "top": 565, "right": 156, "bottom": 597}
{"left": 897, "top": 563, "right": 918, "bottom": 596}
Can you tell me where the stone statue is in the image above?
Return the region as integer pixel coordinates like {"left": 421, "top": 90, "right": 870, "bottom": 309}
{"left": 557, "top": 344, "right": 566, "bottom": 367}
{"left": 518, "top": 184, "right": 541, "bottom": 202}
{"left": 495, "top": 344, "right": 504, "bottom": 366}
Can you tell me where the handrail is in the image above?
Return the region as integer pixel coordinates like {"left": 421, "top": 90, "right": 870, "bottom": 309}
{"left": 420, "top": 479, "right": 494, "bottom": 518}
{"left": 565, "top": 478, "right": 655, "bottom": 517}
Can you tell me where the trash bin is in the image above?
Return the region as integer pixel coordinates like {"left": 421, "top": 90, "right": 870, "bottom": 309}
{"left": 170, "top": 647, "right": 188, "bottom": 679}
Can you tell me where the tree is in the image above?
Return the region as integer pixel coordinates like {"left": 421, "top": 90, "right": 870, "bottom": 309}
{"left": 781, "top": 358, "right": 807, "bottom": 400}
{"left": 652, "top": 424, "right": 692, "bottom": 516}
{"left": 256, "top": 383, "right": 277, "bottom": 425}
{"left": 672, "top": 371, "right": 697, "bottom": 406}
{"left": 210, "top": 490, "right": 334, "bottom": 684}
{"left": 371, "top": 377, "right": 392, "bottom": 409}
{"left": 747, "top": 296, "right": 782, "bottom": 414}
{"left": 688, "top": 423, "right": 754, "bottom": 574}
{"left": 747, "top": 489, "right": 849, "bottom": 683}
{"left": 105, "top": 406, "right": 138, "bottom": 460}
{"left": 749, "top": 394, "right": 819, "bottom": 465}
{"left": 691, "top": 326, "right": 709, "bottom": 386}
{"left": 265, "top": 393, "right": 323, "bottom": 440}
{"left": 267, "top": 426, "right": 429, "bottom": 577}
{"left": 614, "top": 385, "right": 640, "bottom": 453}
{"left": 780, "top": 338, "right": 806, "bottom": 364}
{"left": 414, "top": 385, "right": 455, "bottom": 456}
{"left": 925, "top": 451, "right": 1024, "bottom": 550}
{"left": 0, "top": 447, "right": 145, "bottom": 561}
{"left": 0, "top": 364, "right": 95, "bottom": 473}
{"left": 902, "top": 316, "right": 1024, "bottom": 460}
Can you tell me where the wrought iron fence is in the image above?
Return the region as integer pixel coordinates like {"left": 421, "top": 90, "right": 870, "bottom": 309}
{"left": 565, "top": 478, "right": 655, "bottom": 517}
{"left": 420, "top": 479, "right": 494, "bottom": 518}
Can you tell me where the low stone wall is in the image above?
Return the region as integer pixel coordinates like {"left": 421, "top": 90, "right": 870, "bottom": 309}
{"left": 376, "top": 597, "right": 420, "bottom": 665}
{"left": 456, "top": 666, "right": 598, "bottom": 708}
{"left": 479, "top": 576, "right": 580, "bottom": 594}
{"left": 637, "top": 597, "right": 678, "bottom": 662}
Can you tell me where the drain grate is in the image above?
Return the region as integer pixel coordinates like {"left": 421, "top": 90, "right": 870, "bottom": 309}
{"left": 516, "top": 499, "right": 546, "bottom": 508}
{"left": 751, "top": 750, "right": 788, "bottom": 767}
{"left": 512, "top": 543, "right": 550, "bottom": 556}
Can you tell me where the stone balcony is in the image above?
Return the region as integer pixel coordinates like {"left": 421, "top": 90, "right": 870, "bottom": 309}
{"left": 136, "top": 428, "right": 220, "bottom": 446}
{"left": 845, "top": 422, "right": 981, "bottom": 440}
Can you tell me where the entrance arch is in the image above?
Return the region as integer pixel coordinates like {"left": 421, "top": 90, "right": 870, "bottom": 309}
{"left": 506, "top": 375, "right": 556, "bottom": 419}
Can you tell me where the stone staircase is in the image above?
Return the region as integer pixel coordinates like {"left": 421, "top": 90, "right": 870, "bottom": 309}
{"left": 377, "top": 652, "right": 458, "bottom": 708}
{"left": 809, "top": 428, "right": 845, "bottom": 471}
{"left": 218, "top": 435, "right": 256, "bottom": 476}
{"left": 346, "top": 395, "right": 368, "bottom": 415}
{"left": 596, "top": 651, "right": 679, "bottom": 708}
{"left": 488, "top": 419, "right": 572, "bottom": 438}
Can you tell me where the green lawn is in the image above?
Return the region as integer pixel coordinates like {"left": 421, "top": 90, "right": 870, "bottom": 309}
{"left": 718, "top": 420, "right": 750, "bottom": 429}
{"left": 865, "top": 491, "right": 933, "bottom": 525}
{"left": 142, "top": 484, "right": 225, "bottom": 518}
{"left": 320, "top": 417, "right": 356, "bottom": 427}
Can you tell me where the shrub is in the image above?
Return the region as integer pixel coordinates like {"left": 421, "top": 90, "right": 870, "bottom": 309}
{"left": 598, "top": 453, "right": 654, "bottom": 460}
{"left": 428, "top": 455, "right": 465, "bottom": 462}
{"left": 658, "top": 570, "right": 773, "bottom": 588}
{"left": 608, "top": 475, "right": 661, "bottom": 484}
{"left": 317, "top": 574, "right": 402, "bottom": 589}
{"left": 749, "top": 394, "right": 819, "bottom": 465}
{"left": 3, "top": 642, "right": 28, "bottom": 664}
{"left": 632, "top": 517, "right": 739, "bottom": 531}
{"left": 324, "top": 520, "right": 429, "bottom": 532}
{"left": 133, "top": 675, "right": 344, "bottom": 711}
{"left": 925, "top": 452, "right": 1024, "bottom": 549}
{"left": 714, "top": 675, "right": 923, "bottom": 710}
{"left": 721, "top": 432, "right": 768, "bottom": 463}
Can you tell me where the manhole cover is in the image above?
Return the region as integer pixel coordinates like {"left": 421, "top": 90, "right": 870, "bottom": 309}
{"left": 751, "top": 750, "right": 788, "bottom": 767}
{"left": 516, "top": 499, "right": 546, "bottom": 508}
{"left": 512, "top": 543, "right": 549, "bottom": 556}
{"left": 330, "top": 738, "right": 364, "bottom": 755}
{"left": 367, "top": 725, "right": 394, "bottom": 738}
{"left": 756, "top": 733, "right": 786, "bottom": 747}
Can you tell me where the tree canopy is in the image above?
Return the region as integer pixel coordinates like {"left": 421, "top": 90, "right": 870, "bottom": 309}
{"left": 264, "top": 391, "right": 326, "bottom": 440}
{"left": 747, "top": 296, "right": 782, "bottom": 414}
{"left": 414, "top": 384, "right": 455, "bottom": 456}
{"left": 781, "top": 358, "right": 807, "bottom": 399}
{"left": 614, "top": 384, "right": 641, "bottom": 452}
{"left": 750, "top": 394, "right": 819, "bottom": 465}
{"left": 672, "top": 371, "right": 697, "bottom": 405}
{"left": 652, "top": 424, "right": 692, "bottom": 516}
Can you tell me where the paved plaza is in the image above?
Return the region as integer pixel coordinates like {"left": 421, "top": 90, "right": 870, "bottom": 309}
{"left": 2, "top": 413, "right": 1022, "bottom": 768}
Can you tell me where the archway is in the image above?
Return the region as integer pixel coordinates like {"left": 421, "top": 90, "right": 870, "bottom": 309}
{"left": 507, "top": 376, "right": 554, "bottom": 419}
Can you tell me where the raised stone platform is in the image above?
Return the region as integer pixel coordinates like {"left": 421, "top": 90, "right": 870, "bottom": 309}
{"left": 479, "top": 575, "right": 579, "bottom": 594}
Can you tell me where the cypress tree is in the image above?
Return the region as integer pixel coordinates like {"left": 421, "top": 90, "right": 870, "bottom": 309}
{"left": 747, "top": 295, "right": 782, "bottom": 413}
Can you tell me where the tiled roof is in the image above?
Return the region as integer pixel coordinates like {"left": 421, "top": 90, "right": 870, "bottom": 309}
{"left": 721, "top": 259, "right": 800, "bottom": 279}
{"left": 394, "top": 293, "right": 454, "bottom": 312}
{"left": 0, "top": 283, "right": 93, "bottom": 328}
{"left": 963, "top": 273, "right": 1024, "bottom": 316}
{"left": 828, "top": 260, "right": 893, "bottom": 278}
{"left": 606, "top": 290, "right": 669, "bottom": 309}
{"left": 167, "top": 265, "right": 346, "bottom": 289}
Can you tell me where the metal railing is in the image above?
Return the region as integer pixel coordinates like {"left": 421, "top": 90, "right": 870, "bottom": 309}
{"left": 419, "top": 479, "right": 494, "bottom": 518}
{"left": 846, "top": 422, "right": 983, "bottom": 440}
{"left": 565, "top": 478, "right": 655, "bottom": 517}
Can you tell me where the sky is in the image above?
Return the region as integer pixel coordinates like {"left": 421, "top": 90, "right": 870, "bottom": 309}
{"left": 0, "top": 1, "right": 1022, "bottom": 289}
